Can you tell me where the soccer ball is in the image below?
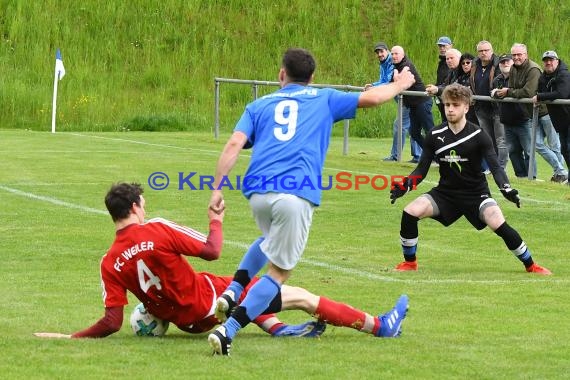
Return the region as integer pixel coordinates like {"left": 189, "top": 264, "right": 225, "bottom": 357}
{"left": 130, "top": 303, "right": 169, "bottom": 337}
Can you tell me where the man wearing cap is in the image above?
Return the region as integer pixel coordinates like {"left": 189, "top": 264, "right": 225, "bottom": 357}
{"left": 533, "top": 50, "right": 570, "bottom": 177}
{"left": 496, "top": 43, "right": 567, "bottom": 182}
{"left": 365, "top": 42, "right": 422, "bottom": 162}
{"left": 435, "top": 36, "right": 453, "bottom": 122}
{"left": 365, "top": 42, "right": 393, "bottom": 87}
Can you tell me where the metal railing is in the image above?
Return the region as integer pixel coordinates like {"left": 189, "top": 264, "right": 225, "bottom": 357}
{"left": 214, "top": 77, "right": 570, "bottom": 180}
{"left": 214, "top": 77, "right": 360, "bottom": 155}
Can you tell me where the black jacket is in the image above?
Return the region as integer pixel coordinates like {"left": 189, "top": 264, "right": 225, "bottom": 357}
{"left": 456, "top": 71, "right": 479, "bottom": 125}
{"left": 492, "top": 73, "right": 528, "bottom": 126}
{"left": 536, "top": 60, "right": 570, "bottom": 132}
{"left": 436, "top": 55, "right": 449, "bottom": 86}
{"left": 470, "top": 54, "right": 500, "bottom": 111}
{"left": 435, "top": 67, "right": 461, "bottom": 96}
{"left": 392, "top": 56, "right": 428, "bottom": 107}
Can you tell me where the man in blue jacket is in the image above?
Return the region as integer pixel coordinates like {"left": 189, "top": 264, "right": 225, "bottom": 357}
{"left": 365, "top": 42, "right": 422, "bottom": 162}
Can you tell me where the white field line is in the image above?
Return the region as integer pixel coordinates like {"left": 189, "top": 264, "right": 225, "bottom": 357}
{"left": 68, "top": 133, "right": 228, "bottom": 157}
{"left": 0, "top": 185, "right": 107, "bottom": 215}
{"left": 1, "top": 183, "right": 563, "bottom": 285}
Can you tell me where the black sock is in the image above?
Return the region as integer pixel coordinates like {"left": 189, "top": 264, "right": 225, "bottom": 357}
{"left": 494, "top": 222, "right": 533, "bottom": 267}
{"left": 400, "top": 211, "right": 419, "bottom": 261}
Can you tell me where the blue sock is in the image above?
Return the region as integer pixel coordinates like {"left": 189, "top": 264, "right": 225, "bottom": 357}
{"left": 223, "top": 275, "right": 280, "bottom": 339}
{"left": 516, "top": 248, "right": 533, "bottom": 267}
{"left": 402, "top": 244, "right": 417, "bottom": 261}
{"left": 223, "top": 317, "right": 242, "bottom": 340}
{"left": 240, "top": 237, "right": 268, "bottom": 279}
{"left": 225, "top": 238, "right": 268, "bottom": 300}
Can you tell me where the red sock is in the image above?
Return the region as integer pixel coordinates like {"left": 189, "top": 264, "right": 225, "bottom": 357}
{"left": 252, "top": 313, "right": 284, "bottom": 335}
{"left": 315, "top": 297, "right": 378, "bottom": 333}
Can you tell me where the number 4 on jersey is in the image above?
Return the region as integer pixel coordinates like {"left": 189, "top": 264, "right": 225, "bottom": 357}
{"left": 137, "top": 259, "right": 162, "bottom": 292}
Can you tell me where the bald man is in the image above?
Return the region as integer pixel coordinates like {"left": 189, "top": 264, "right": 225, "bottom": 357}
{"left": 391, "top": 46, "right": 435, "bottom": 148}
{"left": 426, "top": 49, "right": 462, "bottom": 96}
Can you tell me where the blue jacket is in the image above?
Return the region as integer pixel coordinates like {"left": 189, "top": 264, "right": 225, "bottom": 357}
{"left": 372, "top": 53, "right": 394, "bottom": 86}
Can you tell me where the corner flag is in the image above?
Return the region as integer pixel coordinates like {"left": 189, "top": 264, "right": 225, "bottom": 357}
{"left": 55, "top": 49, "right": 66, "bottom": 80}
{"left": 51, "top": 48, "right": 66, "bottom": 133}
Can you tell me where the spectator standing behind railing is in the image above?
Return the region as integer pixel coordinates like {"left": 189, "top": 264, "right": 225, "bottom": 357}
{"left": 470, "top": 41, "right": 508, "bottom": 168}
{"left": 391, "top": 45, "right": 435, "bottom": 149}
{"left": 456, "top": 53, "right": 479, "bottom": 125}
{"left": 492, "top": 54, "right": 531, "bottom": 178}
{"left": 533, "top": 50, "right": 570, "bottom": 184}
{"left": 426, "top": 48, "right": 462, "bottom": 118}
{"left": 364, "top": 42, "right": 422, "bottom": 163}
{"left": 434, "top": 36, "right": 453, "bottom": 123}
{"left": 497, "top": 43, "right": 567, "bottom": 182}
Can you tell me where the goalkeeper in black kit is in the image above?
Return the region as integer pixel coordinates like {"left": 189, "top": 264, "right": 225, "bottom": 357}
{"left": 389, "top": 83, "right": 551, "bottom": 275}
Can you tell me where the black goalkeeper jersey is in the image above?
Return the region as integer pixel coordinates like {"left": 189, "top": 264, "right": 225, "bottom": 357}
{"left": 411, "top": 121, "right": 510, "bottom": 195}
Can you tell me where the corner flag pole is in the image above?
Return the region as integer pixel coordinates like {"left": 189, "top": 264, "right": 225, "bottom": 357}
{"left": 51, "top": 49, "right": 66, "bottom": 133}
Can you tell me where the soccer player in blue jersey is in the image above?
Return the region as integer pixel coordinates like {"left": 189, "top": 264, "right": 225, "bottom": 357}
{"left": 206, "top": 47, "right": 416, "bottom": 355}
{"left": 390, "top": 83, "right": 552, "bottom": 275}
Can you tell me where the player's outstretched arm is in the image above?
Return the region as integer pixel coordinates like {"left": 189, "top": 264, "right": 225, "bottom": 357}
{"left": 389, "top": 176, "right": 422, "bottom": 204}
{"left": 209, "top": 131, "right": 248, "bottom": 211}
{"left": 198, "top": 209, "right": 224, "bottom": 261}
{"left": 390, "top": 177, "right": 410, "bottom": 204}
{"left": 358, "top": 67, "right": 415, "bottom": 108}
{"left": 34, "top": 307, "right": 124, "bottom": 339}
{"left": 500, "top": 184, "right": 521, "bottom": 208}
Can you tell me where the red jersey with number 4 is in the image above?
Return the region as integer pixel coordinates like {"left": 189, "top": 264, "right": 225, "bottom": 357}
{"left": 99, "top": 217, "right": 222, "bottom": 327}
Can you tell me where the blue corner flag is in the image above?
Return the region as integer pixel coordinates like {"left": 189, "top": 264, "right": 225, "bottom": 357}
{"left": 55, "top": 49, "right": 66, "bottom": 80}
{"left": 52, "top": 48, "right": 66, "bottom": 133}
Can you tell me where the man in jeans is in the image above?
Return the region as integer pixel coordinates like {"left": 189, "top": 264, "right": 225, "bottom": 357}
{"left": 533, "top": 50, "right": 569, "bottom": 183}
{"left": 391, "top": 45, "right": 434, "bottom": 149}
{"left": 365, "top": 42, "right": 421, "bottom": 162}
{"left": 492, "top": 54, "right": 535, "bottom": 178}
{"left": 496, "top": 43, "right": 567, "bottom": 181}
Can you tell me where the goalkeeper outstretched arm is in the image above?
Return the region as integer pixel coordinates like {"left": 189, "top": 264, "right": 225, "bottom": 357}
{"left": 484, "top": 143, "right": 520, "bottom": 208}
{"left": 390, "top": 147, "right": 432, "bottom": 204}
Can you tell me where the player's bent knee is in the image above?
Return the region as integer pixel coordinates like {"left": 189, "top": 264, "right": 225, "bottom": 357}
{"left": 481, "top": 202, "right": 504, "bottom": 230}
{"left": 404, "top": 196, "right": 432, "bottom": 218}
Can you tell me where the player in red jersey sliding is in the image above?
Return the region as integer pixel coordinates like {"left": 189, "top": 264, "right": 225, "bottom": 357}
{"left": 35, "top": 182, "right": 408, "bottom": 340}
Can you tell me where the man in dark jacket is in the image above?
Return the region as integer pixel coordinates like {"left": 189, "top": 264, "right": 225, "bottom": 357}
{"left": 391, "top": 45, "right": 435, "bottom": 148}
{"left": 426, "top": 48, "right": 462, "bottom": 97}
{"left": 533, "top": 50, "right": 570, "bottom": 173}
{"left": 365, "top": 42, "right": 422, "bottom": 163}
{"left": 435, "top": 36, "right": 453, "bottom": 122}
{"left": 492, "top": 54, "right": 532, "bottom": 177}
{"left": 470, "top": 40, "right": 507, "bottom": 168}
{"left": 497, "top": 44, "right": 567, "bottom": 182}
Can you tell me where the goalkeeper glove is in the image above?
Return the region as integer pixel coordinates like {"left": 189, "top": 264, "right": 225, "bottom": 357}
{"left": 390, "top": 177, "right": 413, "bottom": 204}
{"left": 500, "top": 184, "right": 520, "bottom": 208}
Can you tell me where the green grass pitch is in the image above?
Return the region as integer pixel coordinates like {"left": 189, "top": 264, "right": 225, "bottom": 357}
{"left": 1, "top": 130, "right": 569, "bottom": 379}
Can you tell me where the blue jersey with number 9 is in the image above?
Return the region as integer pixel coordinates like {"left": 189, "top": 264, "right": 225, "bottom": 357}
{"left": 235, "top": 84, "right": 360, "bottom": 206}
